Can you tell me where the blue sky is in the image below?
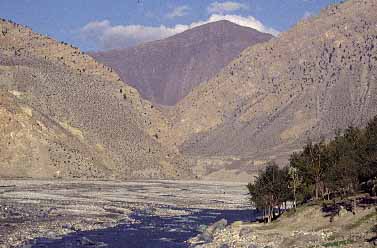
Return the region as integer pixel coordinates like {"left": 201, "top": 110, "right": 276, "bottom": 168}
{"left": 0, "top": 0, "right": 342, "bottom": 51}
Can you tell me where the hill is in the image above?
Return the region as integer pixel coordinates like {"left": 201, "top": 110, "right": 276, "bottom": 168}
{"left": 0, "top": 19, "right": 192, "bottom": 179}
{"left": 90, "top": 20, "right": 273, "bottom": 106}
{"left": 164, "top": 0, "right": 377, "bottom": 178}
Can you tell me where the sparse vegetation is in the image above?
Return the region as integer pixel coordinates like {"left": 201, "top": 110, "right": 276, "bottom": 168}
{"left": 322, "top": 240, "right": 354, "bottom": 247}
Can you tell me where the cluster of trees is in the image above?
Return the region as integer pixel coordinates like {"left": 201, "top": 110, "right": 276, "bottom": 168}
{"left": 248, "top": 116, "right": 377, "bottom": 222}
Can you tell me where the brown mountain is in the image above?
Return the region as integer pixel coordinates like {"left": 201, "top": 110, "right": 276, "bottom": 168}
{"left": 0, "top": 18, "right": 192, "bottom": 179}
{"left": 163, "top": 0, "right": 377, "bottom": 179}
{"left": 90, "top": 20, "right": 273, "bottom": 106}
{"left": 1, "top": 0, "right": 376, "bottom": 182}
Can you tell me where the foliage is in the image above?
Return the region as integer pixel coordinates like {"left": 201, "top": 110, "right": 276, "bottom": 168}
{"left": 248, "top": 115, "right": 377, "bottom": 222}
{"left": 322, "top": 240, "right": 354, "bottom": 247}
{"left": 247, "top": 162, "right": 290, "bottom": 222}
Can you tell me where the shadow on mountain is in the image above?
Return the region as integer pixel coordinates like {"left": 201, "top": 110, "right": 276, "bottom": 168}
{"left": 28, "top": 207, "right": 257, "bottom": 248}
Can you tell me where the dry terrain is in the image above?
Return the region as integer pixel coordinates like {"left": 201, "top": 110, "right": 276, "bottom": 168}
{"left": 0, "top": 180, "right": 376, "bottom": 248}
{"left": 90, "top": 21, "right": 272, "bottom": 106}
{"left": 189, "top": 202, "right": 377, "bottom": 248}
{"left": 163, "top": 0, "right": 377, "bottom": 179}
{"left": 0, "top": 18, "right": 191, "bottom": 180}
{"left": 1, "top": 0, "right": 377, "bottom": 182}
{"left": 0, "top": 179, "right": 249, "bottom": 248}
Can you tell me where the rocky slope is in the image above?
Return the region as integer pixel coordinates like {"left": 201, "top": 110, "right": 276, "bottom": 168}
{"left": 166, "top": 0, "right": 377, "bottom": 171}
{"left": 0, "top": 19, "right": 192, "bottom": 179}
{"left": 90, "top": 21, "right": 273, "bottom": 106}
{"left": 189, "top": 202, "right": 377, "bottom": 247}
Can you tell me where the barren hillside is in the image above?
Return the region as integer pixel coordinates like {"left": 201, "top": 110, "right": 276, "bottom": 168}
{"left": 0, "top": 19, "right": 192, "bottom": 179}
{"left": 166, "top": 0, "right": 377, "bottom": 170}
{"left": 90, "top": 20, "right": 273, "bottom": 106}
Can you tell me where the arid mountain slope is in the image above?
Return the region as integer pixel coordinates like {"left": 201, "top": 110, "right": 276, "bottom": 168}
{"left": 90, "top": 21, "right": 273, "bottom": 106}
{"left": 0, "top": 19, "right": 191, "bottom": 179}
{"left": 167, "top": 0, "right": 377, "bottom": 164}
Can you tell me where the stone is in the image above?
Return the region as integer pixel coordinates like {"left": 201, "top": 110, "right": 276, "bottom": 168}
{"left": 95, "top": 242, "right": 108, "bottom": 248}
{"left": 21, "top": 245, "right": 33, "bottom": 248}
{"left": 71, "top": 224, "right": 82, "bottom": 231}
{"left": 198, "top": 231, "right": 214, "bottom": 243}
{"left": 239, "top": 227, "right": 253, "bottom": 237}
{"left": 218, "top": 244, "right": 230, "bottom": 248}
{"left": 209, "top": 218, "right": 227, "bottom": 233}
{"left": 248, "top": 244, "right": 258, "bottom": 248}
{"left": 62, "top": 223, "right": 72, "bottom": 229}
{"left": 45, "top": 231, "right": 57, "bottom": 239}
{"left": 197, "top": 224, "right": 208, "bottom": 233}
{"left": 339, "top": 206, "right": 348, "bottom": 217}
{"left": 79, "top": 237, "right": 96, "bottom": 246}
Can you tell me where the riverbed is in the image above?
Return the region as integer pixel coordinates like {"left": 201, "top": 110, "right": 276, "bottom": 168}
{"left": 0, "top": 180, "right": 254, "bottom": 248}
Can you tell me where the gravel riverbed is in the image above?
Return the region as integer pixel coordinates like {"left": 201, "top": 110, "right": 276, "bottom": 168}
{"left": 0, "top": 180, "right": 252, "bottom": 248}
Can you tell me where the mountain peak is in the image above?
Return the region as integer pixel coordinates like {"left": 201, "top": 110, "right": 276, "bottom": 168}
{"left": 90, "top": 21, "right": 273, "bottom": 105}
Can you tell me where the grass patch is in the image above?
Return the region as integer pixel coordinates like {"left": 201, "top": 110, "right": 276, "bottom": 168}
{"left": 345, "top": 211, "right": 377, "bottom": 230}
{"left": 284, "top": 205, "right": 308, "bottom": 218}
{"left": 322, "top": 240, "right": 353, "bottom": 247}
{"left": 254, "top": 222, "right": 279, "bottom": 230}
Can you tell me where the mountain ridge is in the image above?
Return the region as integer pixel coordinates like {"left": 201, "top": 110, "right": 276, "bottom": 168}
{"left": 162, "top": 0, "right": 377, "bottom": 176}
{"left": 90, "top": 20, "right": 273, "bottom": 106}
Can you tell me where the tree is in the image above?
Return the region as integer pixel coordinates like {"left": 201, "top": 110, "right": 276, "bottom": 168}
{"left": 324, "top": 128, "right": 362, "bottom": 197}
{"left": 247, "top": 162, "right": 290, "bottom": 223}
{"left": 290, "top": 141, "right": 330, "bottom": 200}
{"left": 247, "top": 115, "right": 377, "bottom": 221}
{"left": 288, "top": 166, "right": 302, "bottom": 210}
{"left": 364, "top": 117, "right": 377, "bottom": 180}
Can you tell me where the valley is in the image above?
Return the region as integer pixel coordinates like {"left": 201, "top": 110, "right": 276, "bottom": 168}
{"left": 0, "top": 0, "right": 377, "bottom": 247}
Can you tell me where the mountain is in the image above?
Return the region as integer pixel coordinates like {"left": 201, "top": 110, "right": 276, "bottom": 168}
{"left": 0, "top": 18, "right": 192, "bottom": 179}
{"left": 1, "top": 0, "right": 376, "bottom": 181}
{"left": 90, "top": 20, "right": 273, "bottom": 106}
{"left": 163, "top": 0, "right": 377, "bottom": 178}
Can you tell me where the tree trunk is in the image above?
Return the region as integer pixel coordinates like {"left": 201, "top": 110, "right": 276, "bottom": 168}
{"left": 353, "top": 199, "right": 357, "bottom": 215}
{"left": 293, "top": 186, "right": 297, "bottom": 210}
{"left": 315, "top": 179, "right": 320, "bottom": 200}
{"left": 278, "top": 205, "right": 281, "bottom": 216}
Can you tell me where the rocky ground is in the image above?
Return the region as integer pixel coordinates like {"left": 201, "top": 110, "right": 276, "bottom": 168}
{"left": 0, "top": 180, "right": 250, "bottom": 248}
{"left": 1, "top": 180, "right": 376, "bottom": 248}
{"left": 189, "top": 200, "right": 377, "bottom": 248}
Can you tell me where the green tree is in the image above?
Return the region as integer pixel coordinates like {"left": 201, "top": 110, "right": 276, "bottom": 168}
{"left": 290, "top": 141, "right": 330, "bottom": 200}
{"left": 247, "top": 162, "right": 290, "bottom": 222}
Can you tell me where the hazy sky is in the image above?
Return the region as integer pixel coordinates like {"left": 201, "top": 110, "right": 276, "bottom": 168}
{"left": 0, "top": 0, "right": 342, "bottom": 51}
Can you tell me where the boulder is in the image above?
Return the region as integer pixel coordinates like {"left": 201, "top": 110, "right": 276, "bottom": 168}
{"left": 208, "top": 218, "right": 228, "bottom": 233}
{"left": 239, "top": 227, "right": 253, "bottom": 237}
{"left": 339, "top": 206, "right": 348, "bottom": 217}
{"left": 198, "top": 231, "right": 213, "bottom": 243}
{"left": 218, "top": 244, "right": 230, "bottom": 248}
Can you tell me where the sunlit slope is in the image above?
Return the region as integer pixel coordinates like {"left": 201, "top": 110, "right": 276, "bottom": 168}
{"left": 168, "top": 0, "right": 377, "bottom": 162}
{"left": 0, "top": 19, "right": 192, "bottom": 179}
